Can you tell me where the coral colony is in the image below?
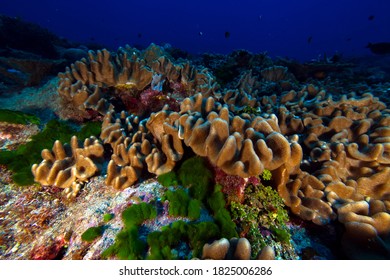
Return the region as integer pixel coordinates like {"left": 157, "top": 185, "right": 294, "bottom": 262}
{"left": 1, "top": 41, "right": 390, "bottom": 260}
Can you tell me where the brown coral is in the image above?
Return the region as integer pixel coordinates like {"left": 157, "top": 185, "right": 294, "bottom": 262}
{"left": 31, "top": 136, "right": 104, "bottom": 198}
{"left": 57, "top": 44, "right": 218, "bottom": 120}
{"left": 99, "top": 110, "right": 155, "bottom": 189}
{"left": 173, "top": 94, "right": 302, "bottom": 178}
{"left": 202, "top": 237, "right": 275, "bottom": 260}
{"left": 101, "top": 93, "right": 302, "bottom": 189}
{"left": 265, "top": 86, "right": 390, "bottom": 235}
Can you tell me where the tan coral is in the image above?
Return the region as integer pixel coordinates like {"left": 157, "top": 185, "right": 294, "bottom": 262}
{"left": 202, "top": 238, "right": 230, "bottom": 260}
{"left": 256, "top": 245, "right": 276, "bottom": 260}
{"left": 100, "top": 110, "right": 160, "bottom": 189}
{"left": 219, "top": 77, "right": 390, "bottom": 249}
{"left": 250, "top": 85, "right": 390, "bottom": 233}
{"left": 232, "top": 237, "right": 252, "bottom": 260}
{"left": 169, "top": 94, "right": 302, "bottom": 178}
{"left": 202, "top": 237, "right": 264, "bottom": 260}
{"left": 100, "top": 92, "right": 302, "bottom": 189}
{"left": 105, "top": 161, "right": 139, "bottom": 190}
{"left": 57, "top": 44, "right": 217, "bottom": 120}
{"left": 32, "top": 136, "right": 104, "bottom": 198}
{"left": 58, "top": 50, "right": 152, "bottom": 118}
{"left": 337, "top": 200, "right": 390, "bottom": 255}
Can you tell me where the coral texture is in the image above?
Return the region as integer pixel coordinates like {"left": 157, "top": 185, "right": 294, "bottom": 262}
{"left": 57, "top": 44, "right": 217, "bottom": 120}
{"left": 29, "top": 44, "right": 390, "bottom": 257}
{"left": 101, "top": 92, "right": 302, "bottom": 191}
{"left": 202, "top": 237, "right": 275, "bottom": 260}
{"left": 32, "top": 136, "right": 104, "bottom": 198}
{"left": 258, "top": 85, "right": 390, "bottom": 242}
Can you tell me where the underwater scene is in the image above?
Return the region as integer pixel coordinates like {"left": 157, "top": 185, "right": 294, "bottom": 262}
{"left": 0, "top": 0, "right": 390, "bottom": 261}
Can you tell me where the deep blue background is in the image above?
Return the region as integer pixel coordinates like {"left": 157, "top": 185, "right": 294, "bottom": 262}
{"left": 1, "top": 0, "right": 390, "bottom": 61}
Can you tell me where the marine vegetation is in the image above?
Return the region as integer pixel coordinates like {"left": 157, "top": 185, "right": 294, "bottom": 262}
{"left": 0, "top": 109, "right": 40, "bottom": 125}
{"left": 147, "top": 220, "right": 220, "bottom": 259}
{"left": 163, "top": 188, "right": 202, "bottom": 220}
{"left": 230, "top": 181, "right": 291, "bottom": 258}
{"left": 102, "top": 202, "right": 157, "bottom": 260}
{"left": 158, "top": 156, "right": 237, "bottom": 238}
{"left": 157, "top": 156, "right": 213, "bottom": 200}
{"left": 101, "top": 195, "right": 227, "bottom": 260}
{"left": 103, "top": 213, "right": 114, "bottom": 222}
{"left": 81, "top": 226, "right": 105, "bottom": 242}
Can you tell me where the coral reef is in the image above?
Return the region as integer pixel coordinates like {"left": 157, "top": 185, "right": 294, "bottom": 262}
{"left": 2, "top": 41, "right": 390, "bottom": 260}
{"left": 57, "top": 44, "right": 217, "bottom": 120}
{"left": 101, "top": 92, "right": 302, "bottom": 191}
{"left": 269, "top": 88, "right": 390, "bottom": 248}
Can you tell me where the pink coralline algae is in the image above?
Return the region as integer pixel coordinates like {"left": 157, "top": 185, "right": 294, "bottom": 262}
{"left": 214, "top": 167, "right": 260, "bottom": 204}
{"left": 139, "top": 88, "right": 180, "bottom": 112}
{"left": 117, "top": 87, "right": 180, "bottom": 116}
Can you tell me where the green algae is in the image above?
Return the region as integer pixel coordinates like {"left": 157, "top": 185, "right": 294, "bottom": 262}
{"left": 178, "top": 156, "right": 213, "bottom": 201}
{"left": 102, "top": 225, "right": 146, "bottom": 260}
{"left": 157, "top": 170, "right": 179, "bottom": 187}
{"left": 105, "top": 156, "right": 239, "bottom": 260}
{"left": 157, "top": 156, "right": 213, "bottom": 200}
{"left": 81, "top": 226, "right": 105, "bottom": 242}
{"left": 163, "top": 187, "right": 202, "bottom": 220}
{"left": 105, "top": 164, "right": 238, "bottom": 259}
{"left": 122, "top": 202, "right": 157, "bottom": 228}
{"left": 146, "top": 220, "right": 220, "bottom": 260}
{"left": 103, "top": 213, "right": 115, "bottom": 223}
{"left": 261, "top": 169, "right": 272, "bottom": 181}
{"left": 0, "top": 109, "right": 40, "bottom": 125}
{"left": 102, "top": 202, "right": 156, "bottom": 260}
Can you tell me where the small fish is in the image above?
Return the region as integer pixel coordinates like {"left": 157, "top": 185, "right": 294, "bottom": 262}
{"left": 368, "top": 15, "right": 375, "bottom": 21}
{"left": 346, "top": 37, "right": 352, "bottom": 42}
{"left": 258, "top": 15, "right": 262, "bottom": 20}
{"left": 366, "top": 42, "right": 390, "bottom": 55}
{"left": 199, "top": 31, "right": 203, "bottom": 36}
{"left": 224, "top": 31, "right": 230, "bottom": 39}
{"left": 137, "top": 33, "right": 142, "bottom": 38}
{"left": 307, "top": 36, "right": 313, "bottom": 44}
{"left": 7, "top": 68, "right": 22, "bottom": 74}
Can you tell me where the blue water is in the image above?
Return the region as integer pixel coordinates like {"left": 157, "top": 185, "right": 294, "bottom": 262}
{"left": 1, "top": 0, "right": 390, "bottom": 61}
